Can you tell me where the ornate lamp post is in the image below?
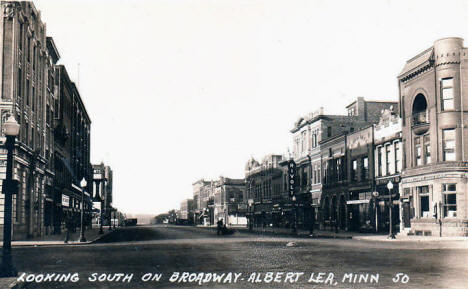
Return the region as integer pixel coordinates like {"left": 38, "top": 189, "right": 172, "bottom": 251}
{"left": 0, "top": 116, "right": 20, "bottom": 277}
{"left": 387, "top": 181, "right": 396, "bottom": 239}
{"left": 79, "top": 178, "right": 87, "bottom": 242}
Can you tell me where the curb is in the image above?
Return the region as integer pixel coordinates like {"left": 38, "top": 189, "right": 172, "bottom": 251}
{"left": 8, "top": 229, "right": 118, "bottom": 248}
{"left": 193, "top": 225, "right": 353, "bottom": 239}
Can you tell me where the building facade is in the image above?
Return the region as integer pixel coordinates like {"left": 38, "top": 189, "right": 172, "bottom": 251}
{"left": 92, "top": 163, "right": 112, "bottom": 226}
{"left": 245, "top": 155, "right": 287, "bottom": 228}
{"left": 213, "top": 177, "right": 246, "bottom": 225}
{"left": 54, "top": 65, "right": 92, "bottom": 234}
{"left": 192, "top": 179, "right": 214, "bottom": 226}
{"left": 398, "top": 37, "right": 468, "bottom": 236}
{"left": 374, "top": 108, "right": 403, "bottom": 233}
{"left": 179, "top": 198, "right": 193, "bottom": 224}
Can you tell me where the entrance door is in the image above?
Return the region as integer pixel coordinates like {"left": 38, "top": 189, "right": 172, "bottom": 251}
{"left": 348, "top": 204, "right": 360, "bottom": 231}
{"left": 402, "top": 201, "right": 411, "bottom": 228}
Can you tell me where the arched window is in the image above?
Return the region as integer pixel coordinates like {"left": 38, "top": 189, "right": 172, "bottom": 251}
{"left": 412, "top": 94, "right": 428, "bottom": 124}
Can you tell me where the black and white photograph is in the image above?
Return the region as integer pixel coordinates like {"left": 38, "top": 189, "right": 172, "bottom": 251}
{"left": 0, "top": 0, "right": 467, "bottom": 288}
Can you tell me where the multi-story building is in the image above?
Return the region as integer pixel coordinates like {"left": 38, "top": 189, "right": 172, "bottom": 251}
{"left": 292, "top": 97, "right": 397, "bottom": 231}
{"left": 54, "top": 65, "right": 92, "bottom": 233}
{"left": 92, "top": 163, "right": 112, "bottom": 225}
{"left": 320, "top": 133, "right": 347, "bottom": 230}
{"left": 374, "top": 108, "right": 403, "bottom": 233}
{"left": 0, "top": 1, "right": 56, "bottom": 239}
{"left": 179, "top": 198, "right": 193, "bottom": 223}
{"left": 245, "top": 155, "right": 286, "bottom": 228}
{"left": 346, "top": 125, "right": 375, "bottom": 232}
{"left": 192, "top": 179, "right": 214, "bottom": 225}
{"left": 213, "top": 177, "right": 246, "bottom": 225}
{"left": 398, "top": 37, "right": 468, "bottom": 236}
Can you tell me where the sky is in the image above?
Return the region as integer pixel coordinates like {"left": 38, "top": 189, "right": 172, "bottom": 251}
{"left": 32, "top": 0, "right": 468, "bottom": 215}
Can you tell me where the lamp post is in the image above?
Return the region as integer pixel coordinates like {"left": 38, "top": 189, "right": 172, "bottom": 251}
{"left": 0, "top": 116, "right": 20, "bottom": 277}
{"left": 387, "top": 181, "right": 396, "bottom": 239}
{"left": 292, "top": 195, "right": 297, "bottom": 234}
{"left": 248, "top": 199, "right": 254, "bottom": 231}
{"left": 79, "top": 178, "right": 87, "bottom": 242}
{"left": 372, "top": 191, "right": 379, "bottom": 233}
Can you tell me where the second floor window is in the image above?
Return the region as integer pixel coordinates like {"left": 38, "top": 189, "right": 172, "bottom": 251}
{"left": 362, "top": 157, "right": 369, "bottom": 180}
{"left": 385, "top": 144, "right": 391, "bottom": 174}
{"left": 424, "top": 135, "right": 431, "bottom": 164}
{"left": 415, "top": 137, "right": 422, "bottom": 166}
{"left": 443, "top": 129, "right": 456, "bottom": 161}
{"left": 394, "top": 142, "right": 401, "bottom": 173}
{"left": 377, "top": 146, "right": 382, "bottom": 176}
{"left": 441, "top": 78, "right": 454, "bottom": 110}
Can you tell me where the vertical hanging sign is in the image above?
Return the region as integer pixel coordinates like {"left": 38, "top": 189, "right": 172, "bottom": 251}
{"left": 288, "top": 160, "right": 297, "bottom": 197}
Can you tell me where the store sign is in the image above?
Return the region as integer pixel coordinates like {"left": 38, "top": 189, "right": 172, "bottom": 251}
{"left": 288, "top": 160, "right": 297, "bottom": 197}
{"left": 347, "top": 199, "right": 370, "bottom": 205}
{"left": 62, "top": 195, "right": 70, "bottom": 207}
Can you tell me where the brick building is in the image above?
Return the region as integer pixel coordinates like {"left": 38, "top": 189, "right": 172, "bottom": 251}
{"left": 245, "top": 155, "right": 286, "bottom": 228}
{"left": 398, "top": 37, "right": 468, "bottom": 236}
{"left": 0, "top": 2, "right": 92, "bottom": 239}
{"left": 213, "top": 177, "right": 246, "bottom": 225}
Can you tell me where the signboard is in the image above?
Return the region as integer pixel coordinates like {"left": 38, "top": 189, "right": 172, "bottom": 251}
{"left": 288, "top": 160, "right": 297, "bottom": 197}
{"left": 347, "top": 199, "right": 370, "bottom": 205}
{"left": 62, "top": 195, "right": 70, "bottom": 207}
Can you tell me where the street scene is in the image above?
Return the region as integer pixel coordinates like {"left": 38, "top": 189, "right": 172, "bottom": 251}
{"left": 7, "top": 225, "right": 468, "bottom": 288}
{"left": 0, "top": 0, "right": 468, "bottom": 289}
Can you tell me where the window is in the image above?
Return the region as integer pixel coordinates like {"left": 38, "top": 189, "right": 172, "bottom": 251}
{"left": 32, "top": 86, "right": 35, "bottom": 111}
{"left": 27, "top": 37, "right": 31, "bottom": 62}
{"left": 17, "top": 68, "right": 22, "bottom": 97}
{"left": 362, "top": 157, "right": 369, "bottom": 180}
{"left": 419, "top": 186, "right": 430, "bottom": 218}
{"left": 351, "top": 159, "right": 357, "bottom": 181}
{"left": 415, "top": 137, "right": 422, "bottom": 166}
{"left": 394, "top": 142, "right": 401, "bottom": 173}
{"left": 26, "top": 79, "right": 30, "bottom": 106}
{"left": 442, "top": 184, "right": 457, "bottom": 218}
{"left": 443, "top": 129, "right": 456, "bottom": 161}
{"left": 423, "top": 135, "right": 431, "bottom": 164}
{"left": 301, "top": 131, "right": 307, "bottom": 153}
{"left": 312, "top": 133, "right": 317, "bottom": 148}
{"left": 327, "top": 127, "right": 332, "bottom": 137}
{"left": 19, "top": 22, "right": 23, "bottom": 51}
{"left": 441, "top": 78, "right": 454, "bottom": 110}
{"left": 377, "top": 146, "right": 382, "bottom": 176}
{"left": 385, "top": 144, "right": 391, "bottom": 174}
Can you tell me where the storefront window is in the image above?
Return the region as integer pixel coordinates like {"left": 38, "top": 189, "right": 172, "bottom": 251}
{"left": 351, "top": 159, "right": 357, "bottom": 181}
{"left": 419, "top": 186, "right": 430, "bottom": 218}
{"left": 443, "top": 184, "right": 457, "bottom": 218}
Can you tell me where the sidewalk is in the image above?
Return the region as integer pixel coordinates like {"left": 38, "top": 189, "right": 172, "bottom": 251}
{"left": 196, "top": 225, "right": 468, "bottom": 242}
{"left": 0, "top": 225, "right": 115, "bottom": 247}
{"left": 354, "top": 235, "right": 468, "bottom": 242}
{"left": 0, "top": 277, "right": 24, "bottom": 289}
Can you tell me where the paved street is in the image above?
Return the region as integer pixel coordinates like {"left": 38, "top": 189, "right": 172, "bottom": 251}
{"left": 7, "top": 225, "right": 468, "bottom": 289}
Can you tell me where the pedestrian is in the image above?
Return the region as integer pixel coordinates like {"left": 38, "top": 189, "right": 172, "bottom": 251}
{"left": 64, "top": 213, "right": 72, "bottom": 243}
{"left": 216, "top": 218, "right": 223, "bottom": 235}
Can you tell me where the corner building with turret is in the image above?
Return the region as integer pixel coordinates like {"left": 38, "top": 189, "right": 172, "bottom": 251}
{"left": 398, "top": 37, "right": 468, "bottom": 236}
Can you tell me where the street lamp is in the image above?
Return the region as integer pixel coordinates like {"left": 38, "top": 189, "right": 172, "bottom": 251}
{"left": 292, "top": 195, "right": 297, "bottom": 234}
{"left": 387, "top": 181, "right": 396, "bottom": 239}
{"left": 372, "top": 191, "right": 379, "bottom": 233}
{"left": 0, "top": 115, "right": 20, "bottom": 277}
{"left": 79, "top": 178, "right": 87, "bottom": 242}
